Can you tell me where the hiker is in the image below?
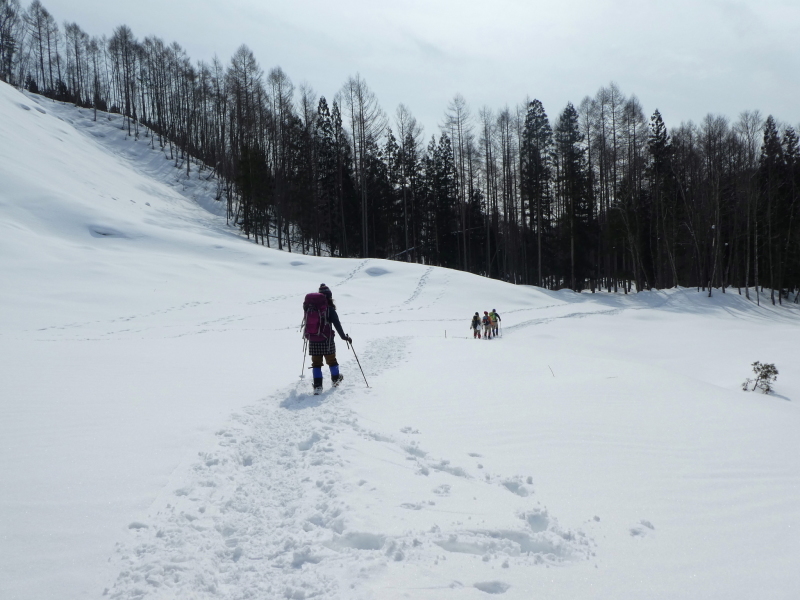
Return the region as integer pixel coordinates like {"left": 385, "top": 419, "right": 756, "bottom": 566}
{"left": 303, "top": 283, "right": 351, "bottom": 394}
{"left": 482, "top": 311, "right": 493, "bottom": 339}
{"left": 489, "top": 309, "right": 501, "bottom": 337}
{"left": 470, "top": 312, "right": 482, "bottom": 339}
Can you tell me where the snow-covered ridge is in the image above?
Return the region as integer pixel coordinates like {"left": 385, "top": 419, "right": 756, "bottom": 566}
{"left": 1, "top": 80, "right": 800, "bottom": 600}
{"left": 16, "top": 86, "right": 224, "bottom": 218}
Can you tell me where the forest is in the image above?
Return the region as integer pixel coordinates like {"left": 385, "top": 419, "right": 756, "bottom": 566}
{"left": 1, "top": 0, "right": 799, "bottom": 303}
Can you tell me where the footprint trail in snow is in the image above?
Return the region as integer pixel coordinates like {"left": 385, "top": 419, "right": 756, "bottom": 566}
{"left": 106, "top": 337, "right": 594, "bottom": 599}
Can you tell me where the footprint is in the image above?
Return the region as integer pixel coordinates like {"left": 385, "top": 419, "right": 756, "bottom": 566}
{"left": 326, "top": 532, "right": 386, "bottom": 551}
{"left": 521, "top": 509, "right": 550, "bottom": 532}
{"left": 630, "top": 527, "right": 645, "bottom": 537}
{"left": 431, "top": 460, "right": 468, "bottom": 478}
{"left": 298, "top": 432, "right": 321, "bottom": 451}
{"left": 630, "top": 519, "right": 655, "bottom": 537}
{"left": 404, "top": 445, "right": 427, "bottom": 458}
{"left": 502, "top": 479, "right": 530, "bottom": 497}
{"left": 433, "top": 484, "right": 451, "bottom": 496}
{"left": 436, "top": 528, "right": 571, "bottom": 558}
{"left": 474, "top": 581, "right": 510, "bottom": 594}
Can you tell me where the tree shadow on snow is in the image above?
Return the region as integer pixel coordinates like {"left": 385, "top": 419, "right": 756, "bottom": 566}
{"left": 534, "top": 286, "right": 800, "bottom": 325}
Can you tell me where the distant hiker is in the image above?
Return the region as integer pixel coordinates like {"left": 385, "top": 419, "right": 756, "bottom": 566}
{"left": 489, "top": 309, "right": 501, "bottom": 337}
{"left": 303, "top": 283, "right": 351, "bottom": 394}
{"left": 470, "top": 312, "right": 481, "bottom": 339}
{"left": 482, "top": 311, "right": 493, "bottom": 339}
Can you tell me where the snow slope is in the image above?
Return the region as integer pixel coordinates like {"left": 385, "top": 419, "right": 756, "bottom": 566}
{"left": 1, "top": 80, "right": 799, "bottom": 600}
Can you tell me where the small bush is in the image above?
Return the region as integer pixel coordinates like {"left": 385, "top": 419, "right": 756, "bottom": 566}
{"left": 742, "top": 362, "right": 778, "bottom": 394}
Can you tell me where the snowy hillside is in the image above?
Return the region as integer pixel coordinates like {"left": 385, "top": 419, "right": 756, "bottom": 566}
{"left": 1, "top": 80, "right": 799, "bottom": 600}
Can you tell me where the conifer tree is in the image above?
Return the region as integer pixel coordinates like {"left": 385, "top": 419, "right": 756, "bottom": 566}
{"left": 0, "top": 0, "right": 21, "bottom": 83}
{"left": 647, "top": 109, "right": 677, "bottom": 287}
{"left": 554, "top": 102, "right": 592, "bottom": 290}
{"left": 521, "top": 99, "right": 552, "bottom": 286}
{"left": 759, "top": 116, "right": 783, "bottom": 304}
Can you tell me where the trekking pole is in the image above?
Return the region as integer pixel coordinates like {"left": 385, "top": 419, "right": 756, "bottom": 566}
{"left": 299, "top": 338, "right": 308, "bottom": 378}
{"left": 347, "top": 339, "right": 370, "bottom": 388}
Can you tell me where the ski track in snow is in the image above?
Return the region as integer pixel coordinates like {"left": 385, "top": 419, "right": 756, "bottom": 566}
{"left": 504, "top": 307, "right": 625, "bottom": 332}
{"left": 105, "top": 336, "right": 592, "bottom": 599}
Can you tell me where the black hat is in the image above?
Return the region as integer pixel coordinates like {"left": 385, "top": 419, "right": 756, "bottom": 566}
{"left": 319, "top": 283, "right": 332, "bottom": 299}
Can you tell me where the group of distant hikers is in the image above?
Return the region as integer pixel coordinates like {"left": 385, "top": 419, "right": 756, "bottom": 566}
{"left": 302, "top": 283, "right": 502, "bottom": 394}
{"left": 470, "top": 310, "right": 502, "bottom": 339}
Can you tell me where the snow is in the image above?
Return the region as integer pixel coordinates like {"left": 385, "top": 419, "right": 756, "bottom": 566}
{"left": 1, "top": 79, "right": 800, "bottom": 599}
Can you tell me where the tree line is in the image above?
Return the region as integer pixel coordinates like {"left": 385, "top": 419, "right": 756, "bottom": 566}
{"left": 1, "top": 0, "right": 799, "bottom": 303}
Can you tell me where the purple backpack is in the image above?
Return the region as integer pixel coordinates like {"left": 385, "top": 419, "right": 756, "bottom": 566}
{"left": 303, "top": 293, "right": 331, "bottom": 342}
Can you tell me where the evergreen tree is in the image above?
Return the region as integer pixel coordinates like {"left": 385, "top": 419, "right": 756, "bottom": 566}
{"left": 433, "top": 133, "right": 460, "bottom": 268}
{"left": 315, "top": 96, "right": 337, "bottom": 254}
{"left": 778, "top": 126, "right": 800, "bottom": 301}
{"left": 520, "top": 99, "right": 552, "bottom": 286}
{"left": 400, "top": 129, "right": 423, "bottom": 262}
{"left": 0, "top": 0, "right": 21, "bottom": 83}
{"left": 759, "top": 116, "right": 784, "bottom": 304}
{"left": 554, "top": 102, "right": 593, "bottom": 290}
{"left": 647, "top": 109, "right": 678, "bottom": 287}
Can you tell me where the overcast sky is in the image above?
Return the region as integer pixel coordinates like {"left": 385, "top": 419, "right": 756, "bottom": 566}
{"left": 42, "top": 0, "right": 800, "bottom": 137}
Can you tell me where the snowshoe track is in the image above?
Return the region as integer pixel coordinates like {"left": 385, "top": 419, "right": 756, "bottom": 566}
{"left": 105, "top": 336, "right": 592, "bottom": 599}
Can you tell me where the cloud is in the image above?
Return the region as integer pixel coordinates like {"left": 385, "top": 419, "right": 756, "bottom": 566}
{"left": 41, "top": 0, "right": 800, "bottom": 133}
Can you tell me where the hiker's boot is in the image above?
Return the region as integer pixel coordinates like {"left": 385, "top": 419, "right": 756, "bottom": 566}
{"left": 313, "top": 377, "right": 323, "bottom": 395}
{"left": 331, "top": 374, "right": 344, "bottom": 387}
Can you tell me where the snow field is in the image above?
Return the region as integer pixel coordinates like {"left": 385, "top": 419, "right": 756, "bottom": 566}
{"left": 104, "top": 335, "right": 593, "bottom": 600}
{"left": 1, "top": 80, "right": 800, "bottom": 599}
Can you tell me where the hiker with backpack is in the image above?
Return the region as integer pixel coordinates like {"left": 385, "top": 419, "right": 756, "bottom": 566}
{"left": 482, "top": 311, "right": 493, "bottom": 339}
{"left": 470, "top": 312, "right": 481, "bottom": 339}
{"left": 303, "top": 283, "right": 351, "bottom": 394}
{"left": 489, "top": 309, "right": 501, "bottom": 337}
